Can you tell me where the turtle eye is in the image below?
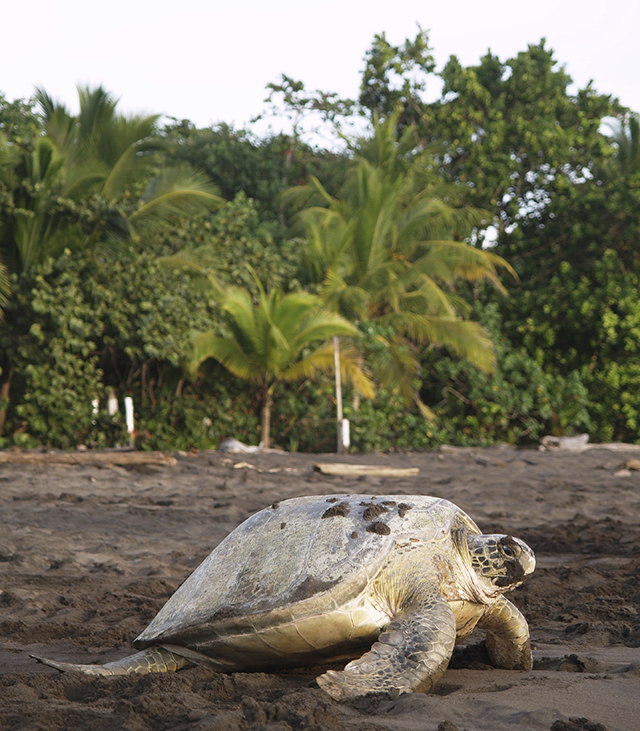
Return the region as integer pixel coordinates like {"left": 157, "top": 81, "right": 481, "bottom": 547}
{"left": 499, "top": 537, "right": 522, "bottom": 559}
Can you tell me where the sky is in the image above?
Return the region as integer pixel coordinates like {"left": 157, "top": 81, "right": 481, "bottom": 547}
{"left": 2, "top": 0, "right": 638, "bottom": 139}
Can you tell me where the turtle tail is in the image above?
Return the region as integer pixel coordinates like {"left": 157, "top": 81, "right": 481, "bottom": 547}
{"left": 32, "top": 646, "right": 191, "bottom": 676}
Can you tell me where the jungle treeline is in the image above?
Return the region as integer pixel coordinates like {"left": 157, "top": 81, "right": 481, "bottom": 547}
{"left": 1, "top": 32, "right": 638, "bottom": 452}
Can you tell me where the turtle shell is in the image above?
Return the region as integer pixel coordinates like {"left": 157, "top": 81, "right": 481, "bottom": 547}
{"left": 134, "top": 494, "right": 479, "bottom": 662}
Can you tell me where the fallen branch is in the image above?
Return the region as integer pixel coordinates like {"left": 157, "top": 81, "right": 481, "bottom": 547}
{"left": 0, "top": 451, "right": 177, "bottom": 467}
{"left": 314, "top": 463, "right": 419, "bottom": 477}
{"left": 586, "top": 443, "right": 640, "bottom": 452}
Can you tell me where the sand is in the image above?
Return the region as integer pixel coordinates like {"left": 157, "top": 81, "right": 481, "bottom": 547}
{"left": 1, "top": 446, "right": 639, "bottom": 731}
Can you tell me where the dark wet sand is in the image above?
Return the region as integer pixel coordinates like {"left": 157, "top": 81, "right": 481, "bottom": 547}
{"left": 1, "top": 447, "right": 639, "bottom": 731}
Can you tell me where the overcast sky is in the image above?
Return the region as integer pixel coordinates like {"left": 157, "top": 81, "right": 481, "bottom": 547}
{"left": 2, "top": 0, "right": 638, "bottom": 137}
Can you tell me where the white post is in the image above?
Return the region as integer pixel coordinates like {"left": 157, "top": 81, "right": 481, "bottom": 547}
{"left": 333, "top": 336, "right": 344, "bottom": 454}
{"left": 107, "top": 388, "right": 119, "bottom": 416}
{"left": 341, "top": 418, "right": 350, "bottom": 449}
{"left": 124, "top": 397, "right": 135, "bottom": 444}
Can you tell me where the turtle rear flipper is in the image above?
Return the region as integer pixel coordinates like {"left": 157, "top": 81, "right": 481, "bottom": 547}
{"left": 32, "top": 646, "right": 191, "bottom": 675}
{"left": 317, "top": 595, "right": 456, "bottom": 700}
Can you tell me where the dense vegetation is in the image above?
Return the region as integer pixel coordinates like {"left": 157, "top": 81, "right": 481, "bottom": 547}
{"left": 1, "top": 32, "right": 638, "bottom": 451}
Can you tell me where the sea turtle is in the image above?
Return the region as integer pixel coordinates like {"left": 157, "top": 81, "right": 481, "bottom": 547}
{"left": 34, "top": 494, "right": 535, "bottom": 700}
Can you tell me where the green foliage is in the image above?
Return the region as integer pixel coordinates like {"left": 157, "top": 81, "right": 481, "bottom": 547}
{"left": 359, "top": 26, "right": 435, "bottom": 130}
{"left": 1, "top": 257, "right": 107, "bottom": 448}
{"left": 0, "top": 93, "right": 42, "bottom": 142}
{"left": 0, "top": 249, "right": 219, "bottom": 448}
{"left": 133, "top": 372, "right": 260, "bottom": 452}
{"left": 345, "top": 388, "right": 434, "bottom": 452}
{"left": 605, "top": 113, "right": 640, "bottom": 177}
{"left": 509, "top": 251, "right": 640, "bottom": 442}
{"left": 423, "top": 42, "right": 617, "bottom": 275}
{"left": 2, "top": 41, "right": 639, "bottom": 452}
{"left": 261, "top": 74, "right": 357, "bottom": 135}
{"left": 163, "top": 119, "right": 347, "bottom": 223}
{"left": 161, "top": 192, "right": 301, "bottom": 294}
{"left": 268, "top": 373, "right": 432, "bottom": 453}
{"left": 419, "top": 301, "right": 592, "bottom": 445}
{"left": 357, "top": 38, "right": 637, "bottom": 444}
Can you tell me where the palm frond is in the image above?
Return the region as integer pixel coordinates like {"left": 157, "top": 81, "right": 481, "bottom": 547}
{"left": 280, "top": 341, "right": 376, "bottom": 398}
{"left": 415, "top": 399, "right": 437, "bottom": 420}
{"left": 189, "top": 331, "right": 257, "bottom": 381}
{"left": 221, "top": 287, "right": 259, "bottom": 345}
{"left": 158, "top": 247, "right": 227, "bottom": 300}
{"left": 334, "top": 342, "right": 377, "bottom": 399}
{"left": 128, "top": 166, "right": 224, "bottom": 234}
{"left": 289, "top": 309, "right": 357, "bottom": 352}
{"left": 362, "top": 332, "right": 434, "bottom": 419}
{"left": 61, "top": 166, "right": 109, "bottom": 199}
{"left": 367, "top": 335, "right": 419, "bottom": 398}
{"left": 381, "top": 312, "right": 495, "bottom": 372}
{"left": 101, "top": 141, "right": 152, "bottom": 199}
{"left": 297, "top": 208, "right": 354, "bottom": 284}
{"left": 95, "top": 114, "right": 162, "bottom": 171}
{"left": 282, "top": 175, "right": 337, "bottom": 210}
{"left": 320, "top": 271, "right": 370, "bottom": 319}
{"left": 417, "top": 240, "right": 517, "bottom": 290}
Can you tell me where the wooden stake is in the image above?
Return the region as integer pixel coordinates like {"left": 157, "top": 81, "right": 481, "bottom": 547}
{"left": 334, "top": 336, "right": 344, "bottom": 454}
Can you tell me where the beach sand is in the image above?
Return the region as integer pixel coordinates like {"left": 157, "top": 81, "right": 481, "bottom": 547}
{"left": 1, "top": 446, "right": 639, "bottom": 731}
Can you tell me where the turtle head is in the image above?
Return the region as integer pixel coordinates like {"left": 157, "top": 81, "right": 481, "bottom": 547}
{"left": 466, "top": 533, "right": 535, "bottom": 596}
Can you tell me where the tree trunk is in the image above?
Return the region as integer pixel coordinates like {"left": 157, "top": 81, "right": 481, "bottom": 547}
{"left": 260, "top": 388, "right": 272, "bottom": 449}
{"left": 351, "top": 354, "right": 363, "bottom": 412}
{"left": 0, "top": 362, "right": 14, "bottom": 437}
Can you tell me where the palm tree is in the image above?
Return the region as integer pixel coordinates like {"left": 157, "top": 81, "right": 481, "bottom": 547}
{"left": 188, "top": 277, "right": 374, "bottom": 448}
{"left": 1, "top": 87, "right": 223, "bottom": 279}
{"left": 290, "top": 109, "right": 516, "bottom": 418}
{"left": 0, "top": 87, "right": 224, "bottom": 436}
{"left": 39, "top": 86, "right": 224, "bottom": 251}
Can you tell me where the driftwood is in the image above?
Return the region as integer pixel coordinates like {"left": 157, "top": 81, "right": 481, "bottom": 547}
{"left": 439, "top": 445, "right": 479, "bottom": 454}
{"left": 587, "top": 443, "right": 640, "bottom": 452}
{"left": 218, "top": 438, "right": 286, "bottom": 454}
{"left": 441, "top": 439, "right": 640, "bottom": 455}
{"left": 315, "top": 463, "right": 419, "bottom": 477}
{"left": 624, "top": 459, "right": 640, "bottom": 471}
{"left": 540, "top": 434, "right": 590, "bottom": 452}
{"left": 541, "top": 434, "right": 640, "bottom": 453}
{"left": 0, "top": 451, "right": 177, "bottom": 467}
{"left": 439, "top": 444, "right": 515, "bottom": 455}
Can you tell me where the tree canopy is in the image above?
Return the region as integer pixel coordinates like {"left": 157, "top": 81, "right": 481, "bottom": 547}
{"left": 0, "top": 33, "right": 637, "bottom": 450}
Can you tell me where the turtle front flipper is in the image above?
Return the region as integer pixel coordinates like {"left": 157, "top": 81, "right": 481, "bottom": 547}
{"left": 477, "top": 596, "right": 532, "bottom": 670}
{"left": 32, "top": 646, "right": 191, "bottom": 675}
{"left": 317, "top": 596, "right": 456, "bottom": 701}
